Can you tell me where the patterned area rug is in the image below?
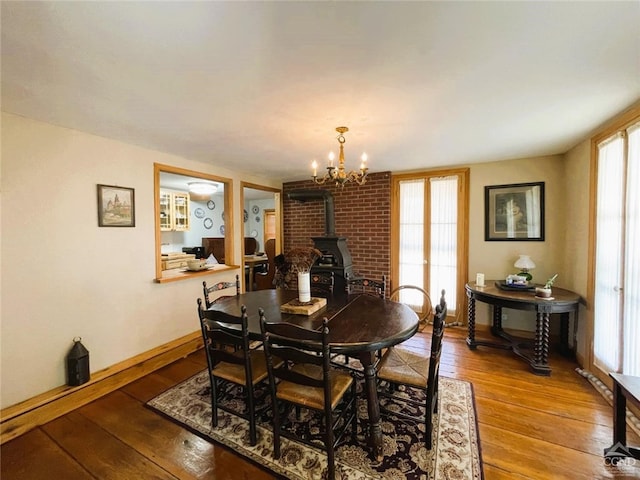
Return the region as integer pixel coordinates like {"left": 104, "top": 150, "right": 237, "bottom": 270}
{"left": 147, "top": 370, "right": 483, "bottom": 479}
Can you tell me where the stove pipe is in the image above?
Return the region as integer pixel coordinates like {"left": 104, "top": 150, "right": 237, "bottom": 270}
{"left": 287, "top": 189, "right": 336, "bottom": 236}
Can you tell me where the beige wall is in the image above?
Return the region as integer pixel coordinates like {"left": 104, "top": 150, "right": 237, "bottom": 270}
{"left": 467, "top": 155, "right": 567, "bottom": 329}
{"left": 562, "top": 138, "right": 591, "bottom": 362}
{"left": 469, "top": 154, "right": 566, "bottom": 286}
{"left": 466, "top": 147, "right": 592, "bottom": 360}
{"left": 0, "top": 112, "right": 280, "bottom": 408}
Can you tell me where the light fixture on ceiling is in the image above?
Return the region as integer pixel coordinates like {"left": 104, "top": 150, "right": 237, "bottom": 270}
{"left": 188, "top": 182, "right": 218, "bottom": 195}
{"left": 514, "top": 254, "right": 536, "bottom": 281}
{"left": 311, "top": 126, "right": 368, "bottom": 187}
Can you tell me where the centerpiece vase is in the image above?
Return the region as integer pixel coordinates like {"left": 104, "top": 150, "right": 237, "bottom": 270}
{"left": 298, "top": 272, "right": 311, "bottom": 303}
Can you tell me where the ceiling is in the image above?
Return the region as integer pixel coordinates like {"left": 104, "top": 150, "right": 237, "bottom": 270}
{"left": 2, "top": 2, "right": 639, "bottom": 183}
{"left": 160, "top": 172, "right": 274, "bottom": 201}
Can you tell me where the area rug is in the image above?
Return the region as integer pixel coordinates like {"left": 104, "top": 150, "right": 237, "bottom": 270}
{"left": 147, "top": 370, "right": 483, "bottom": 479}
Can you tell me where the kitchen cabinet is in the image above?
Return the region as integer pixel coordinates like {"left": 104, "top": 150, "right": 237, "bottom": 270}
{"left": 160, "top": 191, "right": 190, "bottom": 231}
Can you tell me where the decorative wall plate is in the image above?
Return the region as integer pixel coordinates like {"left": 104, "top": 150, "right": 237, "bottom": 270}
{"left": 203, "top": 218, "right": 213, "bottom": 229}
{"left": 252, "top": 205, "right": 259, "bottom": 214}
{"left": 255, "top": 216, "right": 261, "bottom": 222}
{"left": 194, "top": 207, "right": 205, "bottom": 219}
{"left": 219, "top": 224, "right": 225, "bottom": 235}
{"left": 244, "top": 209, "right": 249, "bottom": 223}
{"left": 221, "top": 210, "right": 225, "bottom": 221}
{"left": 250, "top": 229, "right": 258, "bottom": 238}
{"left": 207, "top": 200, "right": 215, "bottom": 210}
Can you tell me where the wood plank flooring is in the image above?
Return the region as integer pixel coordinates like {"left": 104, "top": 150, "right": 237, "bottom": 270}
{"left": 2, "top": 326, "right": 638, "bottom": 479}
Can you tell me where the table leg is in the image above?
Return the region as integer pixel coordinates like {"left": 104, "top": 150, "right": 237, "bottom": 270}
{"left": 466, "top": 293, "right": 477, "bottom": 349}
{"left": 357, "top": 351, "right": 383, "bottom": 461}
{"left": 614, "top": 381, "right": 627, "bottom": 447}
{"left": 573, "top": 306, "right": 580, "bottom": 357}
{"left": 491, "top": 305, "right": 503, "bottom": 336}
{"left": 532, "top": 311, "right": 551, "bottom": 375}
{"left": 247, "top": 265, "right": 254, "bottom": 291}
{"left": 559, "top": 312, "right": 570, "bottom": 356}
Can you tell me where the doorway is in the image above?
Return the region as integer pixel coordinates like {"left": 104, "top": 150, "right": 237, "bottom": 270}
{"left": 241, "top": 183, "right": 281, "bottom": 291}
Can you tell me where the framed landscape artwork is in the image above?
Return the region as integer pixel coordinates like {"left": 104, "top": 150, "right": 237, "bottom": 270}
{"left": 485, "top": 182, "right": 544, "bottom": 241}
{"left": 97, "top": 184, "right": 135, "bottom": 227}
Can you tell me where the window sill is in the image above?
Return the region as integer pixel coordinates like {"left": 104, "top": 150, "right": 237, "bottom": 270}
{"left": 154, "top": 264, "right": 239, "bottom": 284}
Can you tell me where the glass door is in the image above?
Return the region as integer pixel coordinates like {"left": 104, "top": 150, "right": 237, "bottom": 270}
{"left": 591, "top": 118, "right": 640, "bottom": 380}
{"left": 392, "top": 169, "right": 469, "bottom": 318}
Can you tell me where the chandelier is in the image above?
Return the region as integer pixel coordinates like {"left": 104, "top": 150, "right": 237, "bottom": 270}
{"left": 311, "top": 126, "right": 368, "bottom": 186}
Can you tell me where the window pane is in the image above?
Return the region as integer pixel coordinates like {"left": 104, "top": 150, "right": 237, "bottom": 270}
{"left": 593, "top": 135, "right": 625, "bottom": 373}
{"left": 623, "top": 123, "right": 640, "bottom": 375}
{"left": 430, "top": 176, "right": 458, "bottom": 313}
{"left": 398, "top": 179, "right": 425, "bottom": 301}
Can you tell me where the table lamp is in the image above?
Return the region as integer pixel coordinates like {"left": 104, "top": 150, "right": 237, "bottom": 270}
{"left": 514, "top": 255, "right": 535, "bottom": 281}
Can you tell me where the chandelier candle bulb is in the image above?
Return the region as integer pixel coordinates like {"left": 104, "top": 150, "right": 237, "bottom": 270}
{"left": 311, "top": 126, "right": 369, "bottom": 187}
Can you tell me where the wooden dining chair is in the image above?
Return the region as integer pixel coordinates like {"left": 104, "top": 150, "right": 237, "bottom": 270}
{"left": 345, "top": 272, "right": 386, "bottom": 298}
{"left": 310, "top": 271, "right": 335, "bottom": 295}
{"left": 389, "top": 285, "right": 434, "bottom": 332}
{"left": 331, "top": 272, "right": 388, "bottom": 370}
{"left": 197, "top": 298, "right": 270, "bottom": 446}
{"left": 202, "top": 275, "right": 240, "bottom": 308}
{"left": 260, "top": 312, "right": 358, "bottom": 480}
{"left": 254, "top": 238, "right": 276, "bottom": 290}
{"left": 376, "top": 290, "right": 447, "bottom": 449}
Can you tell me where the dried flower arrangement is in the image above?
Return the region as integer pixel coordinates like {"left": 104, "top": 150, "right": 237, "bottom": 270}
{"left": 274, "top": 254, "right": 293, "bottom": 289}
{"left": 283, "top": 247, "right": 322, "bottom": 273}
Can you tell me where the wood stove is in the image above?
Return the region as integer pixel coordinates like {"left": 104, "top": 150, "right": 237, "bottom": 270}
{"left": 288, "top": 189, "right": 354, "bottom": 292}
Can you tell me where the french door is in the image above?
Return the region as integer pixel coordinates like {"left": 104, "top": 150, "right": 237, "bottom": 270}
{"left": 590, "top": 112, "right": 640, "bottom": 382}
{"left": 391, "top": 169, "right": 469, "bottom": 319}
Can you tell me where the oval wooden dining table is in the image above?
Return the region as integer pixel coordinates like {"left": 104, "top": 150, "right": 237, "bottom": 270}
{"left": 207, "top": 288, "right": 419, "bottom": 460}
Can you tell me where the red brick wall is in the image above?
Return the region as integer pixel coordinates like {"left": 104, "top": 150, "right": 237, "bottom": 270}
{"left": 283, "top": 172, "right": 391, "bottom": 286}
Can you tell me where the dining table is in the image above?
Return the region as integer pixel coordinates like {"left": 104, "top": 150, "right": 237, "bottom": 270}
{"left": 207, "top": 288, "right": 419, "bottom": 460}
{"left": 243, "top": 255, "right": 269, "bottom": 291}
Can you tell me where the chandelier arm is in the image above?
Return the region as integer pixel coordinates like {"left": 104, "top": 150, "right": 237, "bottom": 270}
{"left": 310, "top": 126, "right": 368, "bottom": 187}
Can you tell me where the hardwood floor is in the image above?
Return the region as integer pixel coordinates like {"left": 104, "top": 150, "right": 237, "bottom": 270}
{"left": 2, "top": 326, "right": 638, "bottom": 479}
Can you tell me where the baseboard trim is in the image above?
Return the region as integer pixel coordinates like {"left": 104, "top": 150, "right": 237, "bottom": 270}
{"left": 0, "top": 331, "right": 203, "bottom": 445}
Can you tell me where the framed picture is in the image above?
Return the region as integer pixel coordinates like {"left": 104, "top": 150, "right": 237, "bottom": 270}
{"left": 97, "top": 184, "right": 135, "bottom": 227}
{"left": 485, "top": 182, "right": 544, "bottom": 241}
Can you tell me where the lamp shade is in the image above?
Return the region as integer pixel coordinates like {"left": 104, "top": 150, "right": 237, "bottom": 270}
{"left": 514, "top": 255, "right": 536, "bottom": 269}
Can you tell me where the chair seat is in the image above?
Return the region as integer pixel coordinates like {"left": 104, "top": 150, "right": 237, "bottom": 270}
{"left": 213, "top": 353, "right": 271, "bottom": 385}
{"left": 276, "top": 364, "right": 354, "bottom": 411}
{"left": 378, "top": 347, "right": 429, "bottom": 388}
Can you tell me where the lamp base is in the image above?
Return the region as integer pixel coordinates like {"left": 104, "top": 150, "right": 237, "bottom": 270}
{"left": 518, "top": 270, "right": 533, "bottom": 281}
